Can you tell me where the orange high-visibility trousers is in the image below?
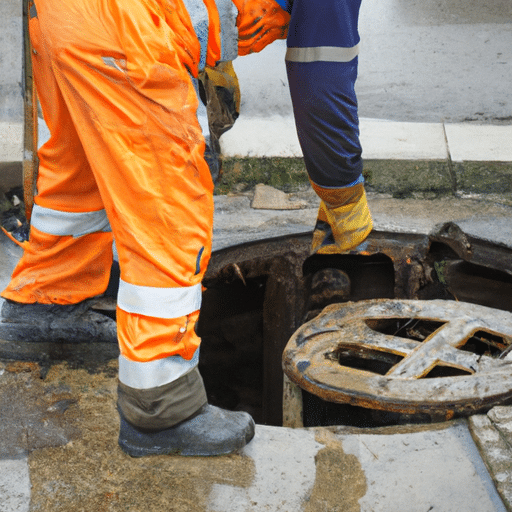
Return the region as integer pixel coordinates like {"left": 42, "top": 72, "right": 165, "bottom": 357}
{"left": 2, "top": 0, "right": 289, "bottom": 428}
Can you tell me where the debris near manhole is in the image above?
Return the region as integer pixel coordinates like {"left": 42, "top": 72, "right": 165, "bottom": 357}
{"left": 283, "top": 299, "right": 512, "bottom": 419}
{"left": 46, "top": 398, "right": 78, "bottom": 414}
{"left": 1, "top": 186, "right": 29, "bottom": 246}
{"left": 251, "top": 184, "right": 308, "bottom": 210}
{"left": 6, "top": 360, "right": 40, "bottom": 374}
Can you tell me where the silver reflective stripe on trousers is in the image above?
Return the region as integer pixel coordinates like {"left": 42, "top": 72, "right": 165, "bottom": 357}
{"left": 117, "top": 279, "right": 202, "bottom": 319}
{"left": 286, "top": 43, "right": 360, "bottom": 63}
{"left": 118, "top": 349, "right": 200, "bottom": 389}
{"left": 218, "top": 0, "right": 239, "bottom": 61}
{"left": 182, "top": 0, "right": 209, "bottom": 70}
{"left": 30, "top": 204, "right": 111, "bottom": 237}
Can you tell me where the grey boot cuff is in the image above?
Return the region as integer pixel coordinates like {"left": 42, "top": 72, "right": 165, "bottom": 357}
{"left": 118, "top": 367, "right": 208, "bottom": 431}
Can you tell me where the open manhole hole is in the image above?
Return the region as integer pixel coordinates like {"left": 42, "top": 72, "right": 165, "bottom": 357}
{"left": 3, "top": 223, "right": 512, "bottom": 428}
{"left": 199, "top": 225, "right": 512, "bottom": 428}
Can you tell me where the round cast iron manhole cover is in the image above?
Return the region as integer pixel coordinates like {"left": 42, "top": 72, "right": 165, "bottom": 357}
{"left": 283, "top": 299, "right": 512, "bottom": 416}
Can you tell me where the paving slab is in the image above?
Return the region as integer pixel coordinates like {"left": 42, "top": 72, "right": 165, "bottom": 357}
{"left": 360, "top": 119, "right": 448, "bottom": 160}
{"left": 469, "top": 412, "right": 512, "bottom": 509}
{"left": 222, "top": 118, "right": 512, "bottom": 165}
{"left": 220, "top": 116, "right": 452, "bottom": 161}
{"left": 340, "top": 422, "right": 506, "bottom": 512}
{"left": 210, "top": 421, "right": 508, "bottom": 512}
{"left": 0, "top": 458, "right": 30, "bottom": 512}
{"left": 220, "top": 115, "right": 302, "bottom": 158}
{"left": 0, "top": 359, "right": 506, "bottom": 512}
{"left": 0, "top": 122, "right": 22, "bottom": 162}
{"left": 445, "top": 124, "right": 512, "bottom": 162}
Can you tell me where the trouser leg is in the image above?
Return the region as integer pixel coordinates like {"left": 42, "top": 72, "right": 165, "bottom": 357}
{"left": 1, "top": 9, "right": 113, "bottom": 305}
{"left": 286, "top": 58, "right": 372, "bottom": 254}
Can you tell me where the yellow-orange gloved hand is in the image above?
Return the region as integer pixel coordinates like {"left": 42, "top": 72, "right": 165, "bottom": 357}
{"left": 232, "top": 0, "right": 290, "bottom": 55}
{"left": 310, "top": 181, "right": 373, "bottom": 255}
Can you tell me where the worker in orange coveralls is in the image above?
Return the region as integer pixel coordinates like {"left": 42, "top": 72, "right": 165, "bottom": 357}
{"left": 1, "top": 0, "right": 289, "bottom": 457}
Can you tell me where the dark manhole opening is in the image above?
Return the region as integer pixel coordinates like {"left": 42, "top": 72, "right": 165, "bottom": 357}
{"left": 198, "top": 240, "right": 397, "bottom": 426}
{"left": 461, "top": 331, "right": 508, "bottom": 357}
{"left": 333, "top": 346, "right": 403, "bottom": 376}
{"left": 365, "top": 318, "right": 446, "bottom": 342}
{"left": 197, "top": 232, "right": 512, "bottom": 428}
{"left": 423, "top": 365, "right": 473, "bottom": 378}
{"left": 197, "top": 275, "right": 267, "bottom": 424}
{"left": 301, "top": 391, "right": 436, "bottom": 428}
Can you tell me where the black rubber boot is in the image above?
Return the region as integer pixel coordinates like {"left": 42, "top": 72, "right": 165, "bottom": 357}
{"left": 0, "top": 299, "right": 117, "bottom": 343}
{"left": 118, "top": 404, "right": 256, "bottom": 457}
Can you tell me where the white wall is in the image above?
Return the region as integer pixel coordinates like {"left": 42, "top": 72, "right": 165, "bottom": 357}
{"left": 1, "top": 0, "right": 23, "bottom": 123}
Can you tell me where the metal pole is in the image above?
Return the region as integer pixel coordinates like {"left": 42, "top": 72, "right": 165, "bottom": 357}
{"left": 22, "top": 0, "right": 38, "bottom": 221}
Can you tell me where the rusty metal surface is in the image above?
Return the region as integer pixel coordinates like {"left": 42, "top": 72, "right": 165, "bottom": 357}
{"left": 202, "top": 228, "right": 512, "bottom": 424}
{"left": 283, "top": 299, "right": 512, "bottom": 416}
{"left": 22, "top": 0, "right": 37, "bottom": 221}
{"left": 430, "top": 222, "right": 512, "bottom": 276}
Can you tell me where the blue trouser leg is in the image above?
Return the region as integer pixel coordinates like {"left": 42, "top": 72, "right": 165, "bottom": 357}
{"left": 286, "top": 58, "right": 362, "bottom": 188}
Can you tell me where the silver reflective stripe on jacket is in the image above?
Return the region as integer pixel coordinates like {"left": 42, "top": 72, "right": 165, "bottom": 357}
{"left": 30, "top": 204, "right": 111, "bottom": 237}
{"left": 117, "top": 279, "right": 202, "bottom": 319}
{"left": 118, "top": 350, "right": 200, "bottom": 389}
{"left": 182, "top": 0, "right": 209, "bottom": 70}
{"left": 286, "top": 43, "right": 360, "bottom": 63}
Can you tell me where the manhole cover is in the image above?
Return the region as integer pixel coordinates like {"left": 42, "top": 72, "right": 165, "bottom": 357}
{"left": 283, "top": 299, "right": 512, "bottom": 416}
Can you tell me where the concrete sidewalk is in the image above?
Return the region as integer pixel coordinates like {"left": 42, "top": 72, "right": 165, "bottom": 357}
{"left": 221, "top": 116, "right": 512, "bottom": 162}
{"left": 3, "top": 116, "right": 512, "bottom": 163}
{"left": 2, "top": 173, "right": 512, "bottom": 511}
{"left": 0, "top": 357, "right": 509, "bottom": 512}
{"left": 2, "top": 115, "right": 512, "bottom": 511}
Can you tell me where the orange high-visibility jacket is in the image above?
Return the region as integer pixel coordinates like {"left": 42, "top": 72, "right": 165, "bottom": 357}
{"left": 2, "top": 0, "right": 289, "bottom": 392}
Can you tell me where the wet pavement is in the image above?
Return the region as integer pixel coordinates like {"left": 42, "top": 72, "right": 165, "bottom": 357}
{"left": 4, "top": 135, "right": 512, "bottom": 512}
{"left": 0, "top": 357, "right": 510, "bottom": 512}
{"left": 2, "top": 182, "right": 512, "bottom": 511}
